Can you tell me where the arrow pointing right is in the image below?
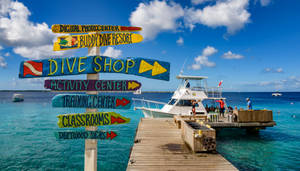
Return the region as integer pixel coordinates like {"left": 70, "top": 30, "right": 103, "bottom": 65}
{"left": 128, "top": 81, "right": 141, "bottom": 90}
{"left": 111, "top": 115, "right": 126, "bottom": 124}
{"left": 138, "top": 60, "right": 167, "bottom": 76}
{"left": 106, "top": 131, "right": 117, "bottom": 140}
{"left": 152, "top": 61, "right": 167, "bottom": 76}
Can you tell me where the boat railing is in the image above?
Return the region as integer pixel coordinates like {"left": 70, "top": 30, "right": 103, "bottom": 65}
{"left": 191, "top": 86, "right": 222, "bottom": 98}
{"left": 133, "top": 98, "right": 167, "bottom": 110}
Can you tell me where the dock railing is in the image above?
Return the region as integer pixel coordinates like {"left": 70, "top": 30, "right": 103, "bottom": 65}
{"left": 191, "top": 86, "right": 223, "bottom": 98}
{"left": 133, "top": 98, "right": 167, "bottom": 110}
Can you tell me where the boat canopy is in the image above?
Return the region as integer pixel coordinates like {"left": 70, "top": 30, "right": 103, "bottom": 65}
{"left": 176, "top": 75, "right": 208, "bottom": 80}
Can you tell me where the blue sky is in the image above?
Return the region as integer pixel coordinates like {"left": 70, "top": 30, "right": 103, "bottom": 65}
{"left": 0, "top": 0, "right": 299, "bottom": 91}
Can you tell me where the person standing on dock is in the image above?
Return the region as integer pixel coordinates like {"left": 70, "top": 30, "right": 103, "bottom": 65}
{"left": 216, "top": 99, "right": 225, "bottom": 117}
{"left": 191, "top": 100, "right": 197, "bottom": 117}
{"left": 246, "top": 98, "right": 252, "bottom": 110}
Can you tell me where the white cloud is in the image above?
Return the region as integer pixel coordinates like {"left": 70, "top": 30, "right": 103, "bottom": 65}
{"left": 13, "top": 45, "right": 73, "bottom": 60}
{"left": 202, "top": 46, "right": 217, "bottom": 56}
{"left": 190, "top": 46, "right": 217, "bottom": 70}
{"left": 289, "top": 76, "right": 296, "bottom": 80}
{"left": 0, "top": 0, "right": 71, "bottom": 59}
{"left": 11, "top": 77, "right": 46, "bottom": 88}
{"left": 264, "top": 68, "right": 271, "bottom": 72}
{"left": 260, "top": 0, "right": 271, "bottom": 6}
{"left": 0, "top": 45, "right": 3, "bottom": 50}
{"left": 23, "top": 77, "right": 46, "bottom": 85}
{"left": 0, "top": 56, "right": 7, "bottom": 68}
{"left": 185, "top": 0, "right": 250, "bottom": 34}
{"left": 129, "top": 0, "right": 184, "bottom": 40}
{"left": 276, "top": 68, "right": 283, "bottom": 73}
{"left": 191, "top": 0, "right": 214, "bottom": 5}
{"left": 4, "top": 52, "right": 9, "bottom": 56}
{"left": 176, "top": 37, "right": 184, "bottom": 46}
{"left": 242, "top": 75, "right": 300, "bottom": 91}
{"left": 259, "top": 76, "right": 300, "bottom": 90}
{"left": 195, "top": 55, "right": 216, "bottom": 67}
{"left": 129, "top": 0, "right": 251, "bottom": 39}
{"left": 263, "top": 67, "right": 283, "bottom": 73}
{"left": 222, "top": 51, "right": 244, "bottom": 59}
{"left": 102, "top": 47, "right": 122, "bottom": 58}
{"left": 190, "top": 63, "right": 201, "bottom": 70}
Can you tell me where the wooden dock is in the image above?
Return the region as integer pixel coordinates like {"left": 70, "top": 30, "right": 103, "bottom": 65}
{"left": 127, "top": 118, "right": 238, "bottom": 171}
{"left": 173, "top": 115, "right": 276, "bottom": 129}
{"left": 208, "top": 120, "right": 276, "bottom": 128}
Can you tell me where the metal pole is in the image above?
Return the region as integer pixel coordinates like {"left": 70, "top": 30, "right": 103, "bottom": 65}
{"left": 85, "top": 44, "right": 100, "bottom": 171}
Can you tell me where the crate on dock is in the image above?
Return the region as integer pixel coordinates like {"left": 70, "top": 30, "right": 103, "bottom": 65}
{"left": 182, "top": 120, "right": 216, "bottom": 152}
{"left": 237, "top": 110, "right": 273, "bottom": 122}
{"left": 208, "top": 113, "right": 219, "bottom": 122}
{"left": 174, "top": 115, "right": 207, "bottom": 129}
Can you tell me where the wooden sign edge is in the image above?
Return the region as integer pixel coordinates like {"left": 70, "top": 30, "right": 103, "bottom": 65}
{"left": 51, "top": 24, "right": 142, "bottom": 33}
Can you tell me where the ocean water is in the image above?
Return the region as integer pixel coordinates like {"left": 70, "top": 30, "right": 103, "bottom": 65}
{"left": 0, "top": 92, "right": 299, "bottom": 171}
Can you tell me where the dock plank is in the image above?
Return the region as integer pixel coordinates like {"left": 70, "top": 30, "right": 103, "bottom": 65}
{"left": 127, "top": 118, "right": 238, "bottom": 171}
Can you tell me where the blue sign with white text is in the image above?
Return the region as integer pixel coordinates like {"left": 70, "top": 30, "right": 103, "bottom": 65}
{"left": 19, "top": 56, "right": 170, "bottom": 81}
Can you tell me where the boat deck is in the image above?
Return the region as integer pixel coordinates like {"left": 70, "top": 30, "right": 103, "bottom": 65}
{"left": 127, "top": 118, "right": 238, "bottom": 171}
{"left": 174, "top": 114, "right": 276, "bottom": 129}
{"left": 208, "top": 115, "right": 276, "bottom": 128}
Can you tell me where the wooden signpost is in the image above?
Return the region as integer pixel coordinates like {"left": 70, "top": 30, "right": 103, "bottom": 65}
{"left": 52, "top": 24, "right": 142, "bottom": 33}
{"left": 44, "top": 80, "right": 141, "bottom": 91}
{"left": 55, "top": 131, "right": 117, "bottom": 140}
{"left": 52, "top": 94, "right": 131, "bottom": 109}
{"left": 53, "top": 33, "right": 143, "bottom": 51}
{"left": 19, "top": 56, "right": 170, "bottom": 81}
{"left": 17, "top": 22, "right": 170, "bottom": 171}
{"left": 57, "top": 112, "right": 130, "bottom": 128}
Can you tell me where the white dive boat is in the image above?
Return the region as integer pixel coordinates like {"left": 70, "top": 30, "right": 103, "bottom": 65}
{"left": 133, "top": 89, "right": 142, "bottom": 95}
{"left": 12, "top": 93, "right": 24, "bottom": 102}
{"left": 272, "top": 92, "right": 282, "bottom": 97}
{"left": 134, "top": 75, "right": 226, "bottom": 118}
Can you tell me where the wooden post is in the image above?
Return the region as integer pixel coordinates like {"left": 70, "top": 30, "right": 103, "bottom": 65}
{"left": 85, "top": 45, "right": 100, "bottom": 171}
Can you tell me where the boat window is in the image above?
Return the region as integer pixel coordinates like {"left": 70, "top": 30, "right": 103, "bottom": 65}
{"left": 176, "top": 100, "right": 199, "bottom": 107}
{"left": 168, "top": 99, "right": 177, "bottom": 105}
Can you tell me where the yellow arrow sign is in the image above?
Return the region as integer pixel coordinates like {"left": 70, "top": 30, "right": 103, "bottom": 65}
{"left": 53, "top": 33, "right": 143, "bottom": 51}
{"left": 57, "top": 112, "right": 130, "bottom": 128}
{"left": 139, "top": 60, "right": 167, "bottom": 76}
{"left": 128, "top": 81, "right": 140, "bottom": 90}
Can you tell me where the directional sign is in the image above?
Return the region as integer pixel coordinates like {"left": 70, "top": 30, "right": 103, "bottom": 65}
{"left": 44, "top": 80, "right": 141, "bottom": 91}
{"left": 57, "top": 112, "right": 130, "bottom": 128}
{"left": 19, "top": 56, "right": 170, "bottom": 81}
{"left": 55, "top": 131, "right": 117, "bottom": 140}
{"left": 52, "top": 24, "right": 142, "bottom": 33}
{"left": 52, "top": 94, "right": 131, "bottom": 109}
{"left": 53, "top": 33, "right": 143, "bottom": 51}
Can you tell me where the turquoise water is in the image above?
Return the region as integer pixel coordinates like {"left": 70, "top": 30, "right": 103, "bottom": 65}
{"left": 0, "top": 92, "right": 299, "bottom": 170}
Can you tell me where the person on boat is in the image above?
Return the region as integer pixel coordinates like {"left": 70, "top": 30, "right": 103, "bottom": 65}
{"left": 246, "top": 98, "right": 252, "bottom": 110}
{"left": 191, "top": 100, "right": 197, "bottom": 117}
{"left": 216, "top": 99, "right": 225, "bottom": 117}
{"left": 185, "top": 79, "right": 191, "bottom": 88}
{"left": 209, "top": 105, "right": 214, "bottom": 112}
{"left": 186, "top": 82, "right": 190, "bottom": 88}
{"left": 205, "top": 104, "right": 210, "bottom": 113}
{"left": 228, "top": 106, "right": 233, "bottom": 114}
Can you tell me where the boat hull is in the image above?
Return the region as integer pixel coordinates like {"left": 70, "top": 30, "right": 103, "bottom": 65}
{"left": 12, "top": 98, "right": 24, "bottom": 102}
{"left": 137, "top": 107, "right": 189, "bottom": 118}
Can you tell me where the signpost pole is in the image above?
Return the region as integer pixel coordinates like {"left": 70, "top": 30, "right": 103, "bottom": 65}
{"left": 85, "top": 44, "right": 100, "bottom": 171}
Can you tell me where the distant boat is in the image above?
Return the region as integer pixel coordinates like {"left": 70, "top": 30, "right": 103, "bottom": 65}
{"left": 272, "top": 92, "right": 282, "bottom": 97}
{"left": 133, "top": 89, "right": 142, "bottom": 95}
{"left": 12, "top": 93, "right": 24, "bottom": 102}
